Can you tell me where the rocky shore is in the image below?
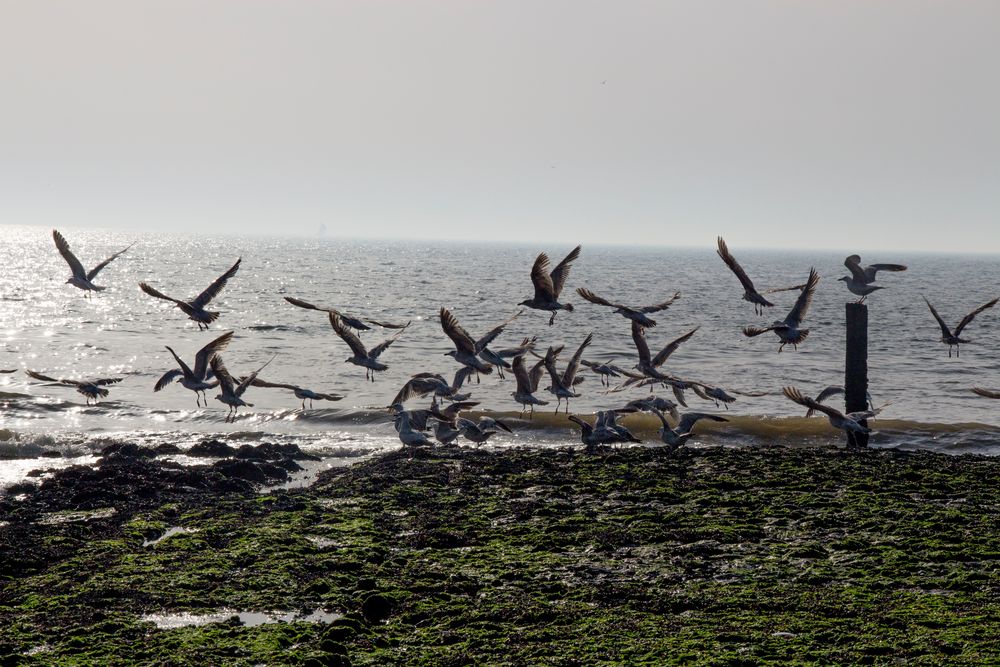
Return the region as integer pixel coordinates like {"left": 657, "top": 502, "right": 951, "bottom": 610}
{"left": 2, "top": 442, "right": 999, "bottom": 665}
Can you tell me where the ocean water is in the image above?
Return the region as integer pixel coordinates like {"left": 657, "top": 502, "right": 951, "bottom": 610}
{"left": 2, "top": 224, "right": 1000, "bottom": 487}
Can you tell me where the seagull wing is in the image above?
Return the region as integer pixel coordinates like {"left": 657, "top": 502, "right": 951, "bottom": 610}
{"left": 844, "top": 255, "right": 868, "bottom": 282}
{"left": 154, "top": 369, "right": 183, "bottom": 392}
{"left": 923, "top": 297, "right": 954, "bottom": 338}
{"left": 783, "top": 386, "right": 843, "bottom": 419}
{"left": 867, "top": 263, "right": 907, "bottom": 279}
{"left": 543, "top": 346, "right": 564, "bottom": 389}
{"left": 439, "top": 308, "right": 477, "bottom": 355}
{"left": 562, "top": 333, "right": 594, "bottom": 386}
{"left": 648, "top": 407, "right": 671, "bottom": 429}
{"left": 52, "top": 230, "right": 87, "bottom": 279}
{"left": 549, "top": 245, "right": 582, "bottom": 298}
{"left": 529, "top": 252, "right": 556, "bottom": 301}
{"left": 236, "top": 356, "right": 275, "bottom": 397}
{"left": 814, "top": 385, "right": 846, "bottom": 404}
{"left": 676, "top": 412, "right": 728, "bottom": 434}
{"left": 954, "top": 297, "right": 999, "bottom": 336}
{"left": 87, "top": 242, "right": 134, "bottom": 281}
{"left": 248, "top": 378, "right": 299, "bottom": 391}
{"left": 193, "top": 331, "right": 234, "bottom": 379}
{"left": 785, "top": 268, "right": 819, "bottom": 326}
{"left": 529, "top": 356, "right": 547, "bottom": 392}
{"left": 474, "top": 310, "right": 521, "bottom": 353}
{"left": 717, "top": 237, "right": 758, "bottom": 293}
{"left": 209, "top": 356, "right": 235, "bottom": 395}
{"left": 285, "top": 296, "right": 335, "bottom": 312}
{"left": 329, "top": 312, "right": 369, "bottom": 357}
{"left": 191, "top": 257, "right": 241, "bottom": 309}
{"left": 364, "top": 318, "right": 411, "bottom": 330}
{"left": 452, "top": 366, "right": 474, "bottom": 392}
{"left": 368, "top": 331, "right": 402, "bottom": 360}
{"left": 652, "top": 327, "right": 699, "bottom": 367}
{"left": 576, "top": 287, "right": 620, "bottom": 309}
{"left": 140, "top": 282, "right": 185, "bottom": 306}
{"left": 971, "top": 387, "right": 1000, "bottom": 399}
{"left": 742, "top": 325, "right": 776, "bottom": 338}
{"left": 640, "top": 292, "right": 681, "bottom": 313}
{"left": 512, "top": 355, "right": 533, "bottom": 393}
{"left": 26, "top": 369, "right": 61, "bottom": 383}
{"left": 631, "top": 321, "right": 651, "bottom": 366}
{"left": 93, "top": 377, "right": 124, "bottom": 386}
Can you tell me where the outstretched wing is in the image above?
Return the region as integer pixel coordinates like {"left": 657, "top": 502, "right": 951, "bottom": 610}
{"left": 192, "top": 257, "right": 241, "bottom": 309}
{"left": 971, "top": 387, "right": 1000, "bottom": 399}
{"left": 154, "top": 369, "right": 183, "bottom": 392}
{"left": 529, "top": 252, "right": 555, "bottom": 301}
{"left": 529, "top": 356, "right": 547, "bottom": 392}
{"left": 25, "top": 369, "right": 62, "bottom": 383}
{"left": 640, "top": 292, "right": 681, "bottom": 313}
{"left": 782, "top": 386, "right": 842, "bottom": 419}
{"left": 209, "top": 355, "right": 236, "bottom": 395}
{"left": 139, "top": 282, "right": 184, "bottom": 305}
{"left": 676, "top": 412, "right": 727, "bottom": 434}
{"left": 194, "top": 331, "right": 235, "bottom": 379}
{"left": 87, "top": 241, "right": 134, "bottom": 280}
{"left": 844, "top": 254, "right": 868, "bottom": 282}
{"left": 652, "top": 327, "right": 699, "bottom": 367}
{"left": 631, "top": 321, "right": 651, "bottom": 366}
{"left": 364, "top": 318, "right": 411, "bottom": 330}
{"left": 867, "top": 262, "right": 907, "bottom": 278}
{"left": 562, "top": 333, "right": 594, "bottom": 386}
{"left": 576, "top": 287, "right": 620, "bottom": 309}
{"left": 717, "top": 237, "right": 757, "bottom": 293}
{"left": 922, "top": 297, "right": 953, "bottom": 338}
{"left": 549, "top": 245, "right": 582, "bottom": 298}
{"left": 236, "top": 356, "right": 275, "bottom": 397}
{"left": 52, "top": 230, "right": 87, "bottom": 279}
{"left": 285, "top": 296, "right": 335, "bottom": 312}
{"left": 512, "top": 355, "right": 532, "bottom": 394}
{"left": 248, "top": 378, "right": 299, "bottom": 391}
{"left": 954, "top": 297, "right": 999, "bottom": 336}
{"left": 368, "top": 331, "right": 402, "bottom": 360}
{"left": 93, "top": 377, "right": 123, "bottom": 386}
{"left": 440, "top": 308, "right": 477, "bottom": 355}
{"left": 474, "top": 310, "right": 522, "bottom": 353}
{"left": 329, "top": 312, "right": 369, "bottom": 357}
{"left": 785, "top": 268, "right": 819, "bottom": 326}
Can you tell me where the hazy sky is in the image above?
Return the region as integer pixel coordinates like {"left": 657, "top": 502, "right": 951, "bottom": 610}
{"left": 1, "top": 1, "right": 998, "bottom": 251}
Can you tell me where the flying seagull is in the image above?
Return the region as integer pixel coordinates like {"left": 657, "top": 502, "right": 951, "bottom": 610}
{"left": 329, "top": 312, "right": 403, "bottom": 381}
{"left": 631, "top": 321, "right": 699, "bottom": 381}
{"left": 211, "top": 354, "right": 273, "bottom": 422}
{"left": 839, "top": 254, "right": 907, "bottom": 302}
{"left": 25, "top": 369, "right": 122, "bottom": 405}
{"left": 580, "top": 359, "right": 626, "bottom": 387}
{"left": 742, "top": 268, "right": 820, "bottom": 352}
{"left": 53, "top": 229, "right": 134, "bottom": 296}
{"left": 479, "top": 336, "right": 536, "bottom": 380}
{"left": 649, "top": 408, "right": 727, "bottom": 450}
{"left": 783, "top": 386, "right": 886, "bottom": 443}
{"left": 284, "top": 296, "right": 410, "bottom": 332}
{"left": 519, "top": 245, "right": 582, "bottom": 325}
{"left": 923, "top": 295, "right": 998, "bottom": 357}
{"left": 624, "top": 396, "right": 681, "bottom": 421}
{"left": 154, "top": 331, "right": 234, "bottom": 406}
{"left": 575, "top": 288, "right": 681, "bottom": 327}
{"left": 717, "top": 236, "right": 802, "bottom": 315}
{"left": 440, "top": 308, "right": 521, "bottom": 380}
{"left": 543, "top": 332, "right": 593, "bottom": 414}
{"left": 456, "top": 416, "right": 513, "bottom": 445}
{"left": 140, "top": 258, "right": 241, "bottom": 330}
{"left": 510, "top": 353, "right": 549, "bottom": 419}
{"left": 245, "top": 378, "right": 343, "bottom": 410}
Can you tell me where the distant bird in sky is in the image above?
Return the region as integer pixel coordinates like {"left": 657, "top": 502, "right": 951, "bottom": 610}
{"left": 25, "top": 369, "right": 123, "bottom": 405}
{"left": 839, "top": 254, "right": 907, "bottom": 302}
{"left": 329, "top": 312, "right": 403, "bottom": 381}
{"left": 742, "top": 268, "right": 820, "bottom": 352}
{"left": 631, "top": 321, "right": 699, "bottom": 381}
{"left": 544, "top": 332, "right": 593, "bottom": 413}
{"left": 53, "top": 229, "right": 134, "bottom": 296}
{"left": 923, "top": 295, "right": 999, "bottom": 357}
{"left": 783, "top": 386, "right": 885, "bottom": 441}
{"left": 211, "top": 354, "right": 272, "bottom": 422}
{"left": 510, "top": 353, "right": 549, "bottom": 419}
{"left": 284, "top": 296, "right": 410, "bottom": 332}
{"left": 519, "top": 245, "right": 582, "bottom": 325}
{"left": 245, "top": 378, "right": 343, "bottom": 411}
{"left": 140, "top": 258, "right": 241, "bottom": 330}
{"left": 154, "top": 331, "right": 234, "bottom": 406}
{"left": 650, "top": 408, "right": 727, "bottom": 450}
{"left": 576, "top": 288, "right": 681, "bottom": 328}
{"left": 717, "top": 237, "right": 802, "bottom": 315}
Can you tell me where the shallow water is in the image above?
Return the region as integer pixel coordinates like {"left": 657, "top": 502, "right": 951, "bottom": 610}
{"left": 2, "top": 224, "right": 1000, "bottom": 487}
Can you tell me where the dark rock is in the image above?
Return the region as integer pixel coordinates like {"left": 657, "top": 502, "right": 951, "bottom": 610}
{"left": 212, "top": 459, "right": 268, "bottom": 483}
{"left": 152, "top": 443, "right": 182, "bottom": 455}
{"left": 361, "top": 593, "right": 393, "bottom": 623}
{"left": 39, "top": 449, "right": 63, "bottom": 458}
{"left": 189, "top": 440, "right": 237, "bottom": 457}
{"left": 234, "top": 442, "right": 321, "bottom": 462}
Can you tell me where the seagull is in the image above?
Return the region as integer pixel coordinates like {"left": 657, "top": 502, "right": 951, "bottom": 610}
{"left": 25, "top": 369, "right": 123, "bottom": 405}
{"left": 575, "top": 288, "right": 681, "bottom": 327}
{"left": 140, "top": 258, "right": 241, "bottom": 330}
{"left": 393, "top": 410, "right": 434, "bottom": 452}
{"left": 717, "top": 237, "right": 802, "bottom": 315}
{"left": 688, "top": 382, "right": 737, "bottom": 409}
{"left": 650, "top": 408, "right": 727, "bottom": 450}
{"left": 567, "top": 415, "right": 601, "bottom": 450}
{"left": 433, "top": 419, "right": 463, "bottom": 446}
{"left": 742, "top": 268, "right": 820, "bottom": 352}
{"left": 580, "top": 359, "right": 626, "bottom": 387}
{"left": 624, "top": 395, "right": 680, "bottom": 421}
{"left": 510, "top": 354, "right": 549, "bottom": 419}
{"left": 519, "top": 245, "right": 582, "bottom": 325}
{"left": 782, "top": 386, "right": 886, "bottom": 443}
{"left": 440, "top": 308, "right": 520, "bottom": 380}
{"left": 245, "top": 378, "right": 343, "bottom": 410}
{"left": 328, "top": 312, "right": 403, "bottom": 381}
{"left": 390, "top": 400, "right": 479, "bottom": 431}
{"left": 284, "top": 296, "right": 410, "bottom": 332}
{"left": 598, "top": 410, "right": 641, "bottom": 445}
{"left": 543, "top": 332, "right": 593, "bottom": 413}
{"left": 211, "top": 354, "right": 272, "bottom": 422}
{"left": 390, "top": 370, "right": 473, "bottom": 407}
{"left": 631, "top": 322, "right": 699, "bottom": 381}
{"left": 923, "top": 296, "right": 998, "bottom": 357}
{"left": 154, "top": 331, "right": 234, "bottom": 406}
{"left": 971, "top": 387, "right": 1000, "bottom": 400}
{"left": 838, "top": 255, "right": 907, "bottom": 303}
{"left": 479, "top": 336, "right": 537, "bottom": 380}
{"left": 53, "top": 229, "right": 134, "bottom": 296}
{"left": 799, "top": 385, "right": 875, "bottom": 417}
{"left": 456, "top": 416, "right": 513, "bottom": 445}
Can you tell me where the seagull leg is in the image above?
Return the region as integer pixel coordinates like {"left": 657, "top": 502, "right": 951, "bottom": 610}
{"left": 548, "top": 312, "right": 556, "bottom": 326}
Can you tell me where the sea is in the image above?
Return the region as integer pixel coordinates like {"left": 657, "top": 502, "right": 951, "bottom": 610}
{"left": 2, "top": 224, "right": 1000, "bottom": 489}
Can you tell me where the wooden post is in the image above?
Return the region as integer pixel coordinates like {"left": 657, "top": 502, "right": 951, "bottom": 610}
{"left": 845, "top": 302, "right": 869, "bottom": 448}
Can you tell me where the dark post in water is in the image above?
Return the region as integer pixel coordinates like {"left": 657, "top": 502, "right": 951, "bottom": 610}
{"left": 845, "top": 302, "right": 869, "bottom": 448}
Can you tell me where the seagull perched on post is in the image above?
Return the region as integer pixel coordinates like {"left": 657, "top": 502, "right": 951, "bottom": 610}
{"left": 53, "top": 229, "right": 134, "bottom": 296}
{"left": 25, "top": 369, "right": 123, "bottom": 405}
{"left": 328, "top": 312, "right": 403, "bottom": 381}
{"left": 140, "top": 258, "right": 241, "bottom": 330}
{"left": 838, "top": 254, "right": 907, "bottom": 302}
{"left": 575, "top": 288, "right": 681, "bottom": 327}
{"left": 544, "top": 333, "right": 593, "bottom": 414}
{"left": 742, "top": 268, "right": 820, "bottom": 352}
{"left": 519, "top": 245, "right": 582, "bottom": 325}
{"left": 154, "top": 331, "right": 234, "bottom": 406}
{"left": 923, "top": 296, "right": 998, "bottom": 357}
{"left": 717, "top": 237, "right": 803, "bottom": 315}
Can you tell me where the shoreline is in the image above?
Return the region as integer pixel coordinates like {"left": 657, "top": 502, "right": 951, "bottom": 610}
{"left": 2, "top": 442, "right": 999, "bottom": 664}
